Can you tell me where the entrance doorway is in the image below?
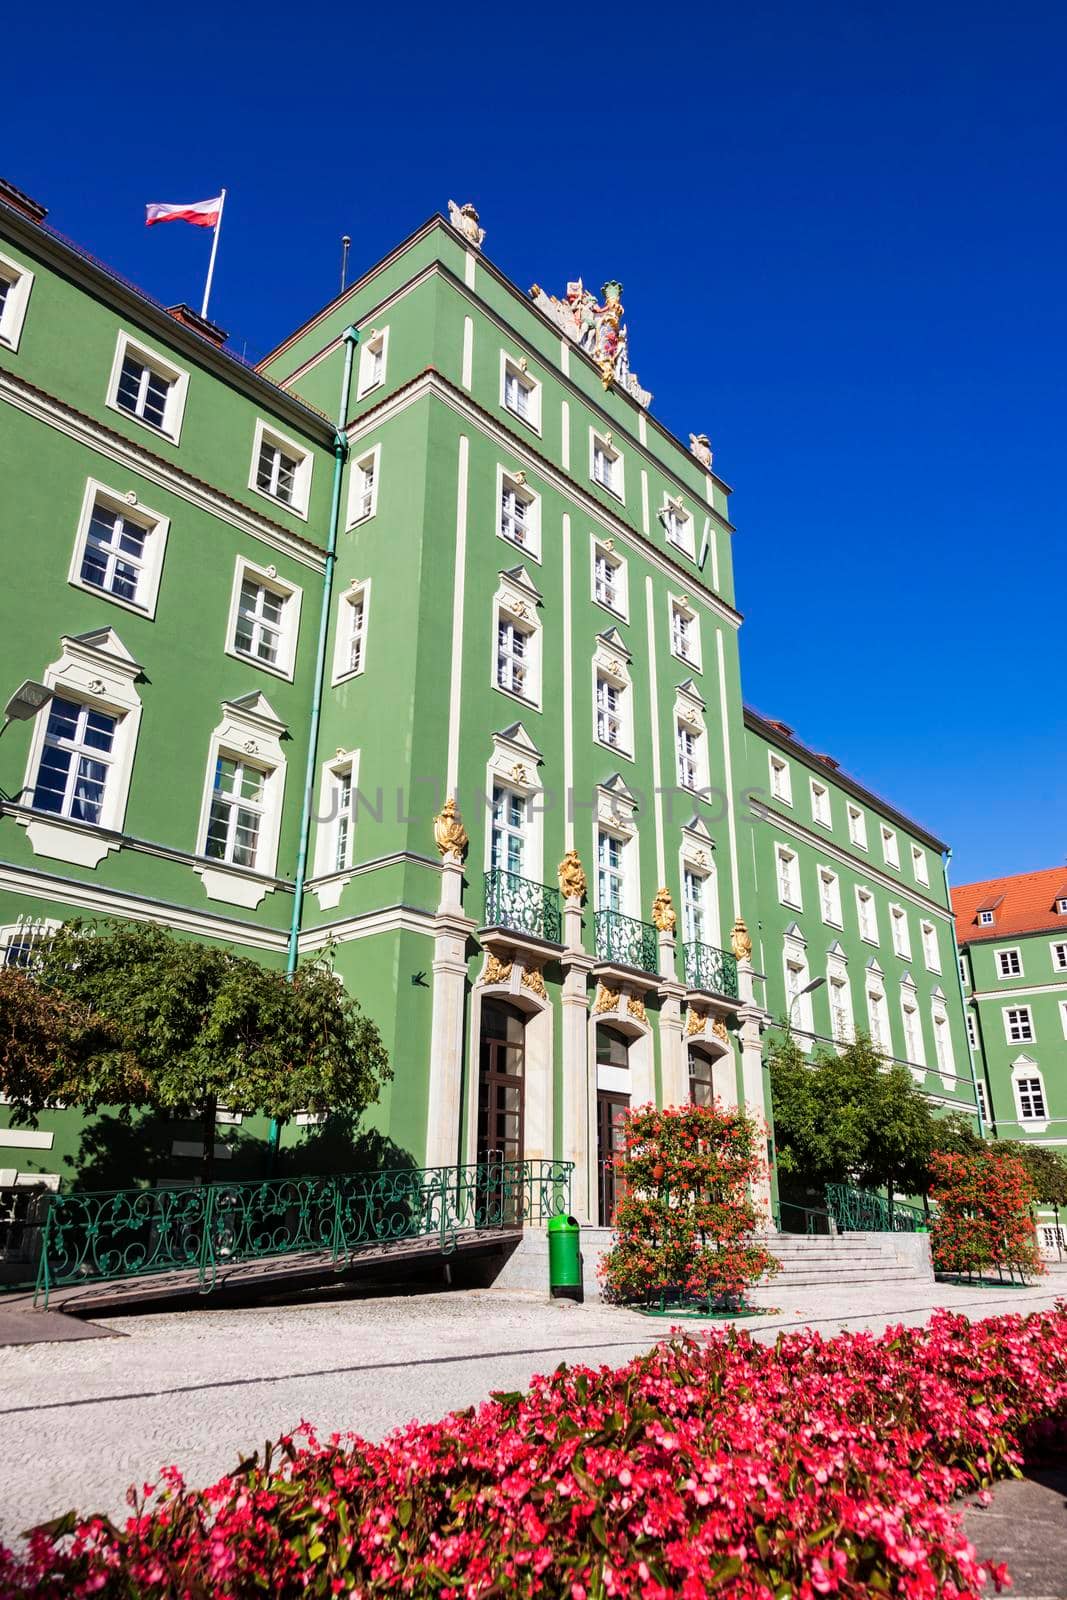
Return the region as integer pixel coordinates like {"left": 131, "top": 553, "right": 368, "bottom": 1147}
{"left": 477, "top": 1000, "right": 526, "bottom": 1165}
{"left": 688, "top": 1046, "right": 716, "bottom": 1105}
{"left": 596, "top": 1025, "right": 631, "bottom": 1226}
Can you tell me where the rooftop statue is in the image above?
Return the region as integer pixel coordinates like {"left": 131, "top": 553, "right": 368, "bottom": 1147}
{"left": 529, "top": 277, "right": 652, "bottom": 408}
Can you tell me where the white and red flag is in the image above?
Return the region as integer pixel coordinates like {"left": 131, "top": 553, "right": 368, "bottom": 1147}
{"left": 145, "top": 195, "right": 223, "bottom": 228}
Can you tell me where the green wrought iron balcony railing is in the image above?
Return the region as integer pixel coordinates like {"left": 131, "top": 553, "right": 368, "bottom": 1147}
{"left": 483, "top": 869, "right": 562, "bottom": 944}
{"left": 594, "top": 909, "right": 659, "bottom": 974}
{"left": 825, "top": 1183, "right": 928, "bottom": 1234}
{"left": 682, "top": 940, "right": 739, "bottom": 999}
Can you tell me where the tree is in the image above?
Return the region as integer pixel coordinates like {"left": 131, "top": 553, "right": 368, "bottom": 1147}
{"left": 0, "top": 966, "right": 136, "bottom": 1115}
{"left": 997, "top": 1141, "right": 1067, "bottom": 1211}
{"left": 929, "top": 1149, "right": 1044, "bottom": 1281}
{"left": 19, "top": 920, "right": 391, "bottom": 1184}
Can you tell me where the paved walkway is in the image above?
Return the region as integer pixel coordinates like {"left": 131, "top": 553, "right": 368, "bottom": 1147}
{"left": 1, "top": 1275, "right": 1063, "bottom": 1545}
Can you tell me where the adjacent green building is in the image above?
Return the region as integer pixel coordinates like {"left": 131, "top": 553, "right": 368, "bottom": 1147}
{"left": 0, "top": 179, "right": 980, "bottom": 1218}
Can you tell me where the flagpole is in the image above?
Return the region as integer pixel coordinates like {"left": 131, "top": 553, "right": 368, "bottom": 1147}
{"left": 200, "top": 188, "right": 226, "bottom": 321}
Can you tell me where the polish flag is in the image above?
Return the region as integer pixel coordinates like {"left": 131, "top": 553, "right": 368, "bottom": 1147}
{"left": 145, "top": 196, "right": 223, "bottom": 229}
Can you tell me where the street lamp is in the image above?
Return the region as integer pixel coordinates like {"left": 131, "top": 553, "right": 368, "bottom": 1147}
{"left": 1, "top": 679, "right": 52, "bottom": 737}
{"left": 788, "top": 974, "right": 826, "bottom": 1029}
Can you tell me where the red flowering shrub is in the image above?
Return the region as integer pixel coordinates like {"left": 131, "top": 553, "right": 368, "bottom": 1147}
{"left": 600, "top": 1102, "right": 779, "bottom": 1306}
{"left": 2, "top": 1307, "right": 1066, "bottom": 1598}
{"left": 930, "top": 1150, "right": 1045, "bottom": 1281}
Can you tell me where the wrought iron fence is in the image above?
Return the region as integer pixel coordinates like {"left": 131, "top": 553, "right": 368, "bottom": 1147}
{"left": 483, "top": 870, "right": 562, "bottom": 943}
{"left": 33, "top": 1159, "right": 573, "bottom": 1307}
{"left": 594, "top": 909, "right": 659, "bottom": 973}
{"left": 682, "top": 940, "right": 739, "bottom": 999}
{"left": 825, "top": 1183, "right": 927, "bottom": 1234}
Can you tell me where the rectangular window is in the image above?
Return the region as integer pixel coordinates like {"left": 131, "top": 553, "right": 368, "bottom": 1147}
{"left": 848, "top": 803, "right": 868, "bottom": 849}
{"left": 682, "top": 869, "right": 705, "bottom": 944}
{"left": 499, "top": 475, "right": 535, "bottom": 551}
{"left": 597, "top": 830, "right": 626, "bottom": 913}
{"left": 595, "top": 549, "right": 622, "bottom": 612}
{"left": 996, "top": 948, "right": 1023, "bottom": 978}
{"left": 830, "top": 973, "right": 853, "bottom": 1044}
{"left": 234, "top": 578, "right": 286, "bottom": 667}
{"left": 966, "top": 1010, "right": 977, "bottom": 1049}
{"left": 332, "top": 767, "right": 354, "bottom": 872}
{"left": 591, "top": 432, "right": 623, "bottom": 499}
{"left": 959, "top": 954, "right": 968, "bottom": 987}
{"left": 932, "top": 1008, "right": 953, "bottom": 1076}
{"left": 349, "top": 448, "right": 379, "bottom": 525}
{"left": 856, "top": 887, "right": 878, "bottom": 943}
{"left": 1017, "top": 1076, "right": 1046, "bottom": 1121}
{"left": 978, "top": 909, "right": 995, "bottom": 927}
{"left": 256, "top": 438, "right": 298, "bottom": 505}
{"left": 810, "top": 780, "right": 831, "bottom": 827}
{"left": 497, "top": 618, "right": 531, "bottom": 699}
{"left": 676, "top": 722, "right": 700, "bottom": 791}
{"left": 500, "top": 354, "right": 540, "bottom": 430}
{"left": 890, "top": 905, "right": 911, "bottom": 960}
{"left": 346, "top": 590, "right": 367, "bottom": 674}
{"left": 1004, "top": 1007, "right": 1034, "bottom": 1043}
{"left": 1053, "top": 942, "right": 1067, "bottom": 973}
{"left": 249, "top": 423, "right": 313, "bottom": 515}
{"left": 0, "top": 251, "right": 34, "bottom": 351}
{"left": 672, "top": 604, "right": 692, "bottom": 659}
{"left": 902, "top": 999, "right": 924, "bottom": 1066}
{"left": 116, "top": 354, "right": 171, "bottom": 429}
{"left": 491, "top": 786, "right": 526, "bottom": 876}
{"left": 769, "top": 754, "right": 792, "bottom": 804}
{"left": 660, "top": 498, "right": 694, "bottom": 554}
{"left": 920, "top": 919, "right": 941, "bottom": 972}
{"left": 31, "top": 697, "right": 116, "bottom": 825}
{"left": 911, "top": 845, "right": 929, "bottom": 885}
{"left": 357, "top": 329, "right": 387, "bottom": 397}
{"left": 819, "top": 867, "right": 842, "bottom": 925}
{"left": 0, "top": 916, "right": 54, "bottom": 971}
{"left": 596, "top": 675, "right": 624, "bottom": 749}
{"left": 881, "top": 826, "right": 900, "bottom": 868}
{"left": 867, "top": 985, "right": 890, "bottom": 1051}
{"left": 205, "top": 756, "right": 266, "bottom": 869}
{"left": 79, "top": 501, "right": 150, "bottom": 606}
{"left": 975, "top": 1079, "right": 988, "bottom": 1121}
{"left": 776, "top": 846, "right": 801, "bottom": 908}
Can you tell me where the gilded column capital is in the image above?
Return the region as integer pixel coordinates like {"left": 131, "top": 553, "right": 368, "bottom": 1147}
{"left": 433, "top": 796, "right": 468, "bottom": 860}
{"left": 730, "top": 916, "right": 753, "bottom": 962}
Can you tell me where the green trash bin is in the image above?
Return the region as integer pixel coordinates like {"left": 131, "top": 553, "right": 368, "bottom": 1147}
{"left": 547, "top": 1214, "right": 583, "bottom": 1303}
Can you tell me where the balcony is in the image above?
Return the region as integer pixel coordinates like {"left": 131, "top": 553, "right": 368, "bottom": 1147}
{"left": 682, "top": 940, "right": 739, "bottom": 1000}
{"left": 483, "top": 869, "right": 562, "bottom": 946}
{"left": 594, "top": 909, "right": 659, "bottom": 975}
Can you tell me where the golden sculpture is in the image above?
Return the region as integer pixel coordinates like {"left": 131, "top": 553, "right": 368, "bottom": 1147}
{"left": 730, "top": 916, "right": 752, "bottom": 962}
{"left": 433, "top": 796, "right": 468, "bottom": 859}
{"left": 593, "top": 981, "right": 620, "bottom": 1016}
{"left": 686, "top": 1008, "right": 706, "bottom": 1037}
{"left": 484, "top": 954, "right": 512, "bottom": 986}
{"left": 626, "top": 995, "right": 646, "bottom": 1023}
{"left": 557, "top": 849, "right": 587, "bottom": 902}
{"left": 651, "top": 887, "right": 676, "bottom": 934}
{"left": 712, "top": 1016, "right": 730, "bottom": 1044}
{"left": 521, "top": 964, "right": 546, "bottom": 999}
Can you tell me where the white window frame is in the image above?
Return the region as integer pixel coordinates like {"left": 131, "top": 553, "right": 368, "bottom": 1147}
{"left": 769, "top": 753, "right": 792, "bottom": 805}
{"left": 668, "top": 593, "right": 702, "bottom": 670}
{"left": 195, "top": 695, "right": 287, "bottom": 899}
{"left": 679, "top": 823, "right": 720, "bottom": 950}
{"left": 486, "top": 729, "right": 544, "bottom": 883}
{"left": 920, "top": 918, "right": 941, "bottom": 973}
{"left": 489, "top": 784, "right": 529, "bottom": 878}
{"left": 1057, "top": 897, "right": 1067, "bottom": 916}
{"left": 856, "top": 886, "right": 878, "bottom": 944}
{"left": 496, "top": 466, "right": 541, "bottom": 560}
{"left": 674, "top": 686, "right": 709, "bottom": 795}
{"left": 1060, "top": 999, "right": 1067, "bottom": 1040}
{"left": 589, "top": 429, "right": 624, "bottom": 502}
{"left": 592, "top": 644, "right": 633, "bottom": 759}
{"left": 783, "top": 930, "right": 813, "bottom": 1037}
{"left": 931, "top": 993, "right": 954, "bottom": 1081}
{"left": 900, "top": 981, "right": 926, "bottom": 1069}
{"left": 0, "top": 250, "right": 34, "bottom": 353}
{"left": 1051, "top": 940, "right": 1067, "bottom": 974}
{"left": 67, "top": 478, "right": 170, "bottom": 620}
{"left": 248, "top": 418, "right": 313, "bottom": 519}
{"left": 225, "top": 557, "right": 302, "bottom": 682}
{"left": 847, "top": 803, "right": 868, "bottom": 850}
{"left": 331, "top": 578, "right": 370, "bottom": 684}
{"left": 499, "top": 351, "right": 542, "bottom": 434}
{"left": 346, "top": 444, "right": 381, "bottom": 527}
{"left": 818, "top": 866, "right": 842, "bottom": 927}
{"left": 356, "top": 326, "right": 389, "bottom": 398}
{"left": 911, "top": 844, "right": 929, "bottom": 885}
{"left": 996, "top": 947, "right": 1023, "bottom": 980}
{"left": 0, "top": 915, "right": 59, "bottom": 971}
{"left": 828, "top": 957, "right": 854, "bottom": 1045}
{"left": 591, "top": 536, "right": 628, "bottom": 620}
{"left": 19, "top": 629, "right": 142, "bottom": 869}
{"left": 866, "top": 968, "right": 891, "bottom": 1053}
{"left": 106, "top": 330, "right": 189, "bottom": 443}
{"left": 890, "top": 904, "right": 911, "bottom": 961}
{"left": 314, "top": 748, "right": 360, "bottom": 879}
{"left": 659, "top": 495, "right": 695, "bottom": 557}
{"left": 1011, "top": 1059, "right": 1047, "bottom": 1127}
{"left": 1003, "top": 1005, "right": 1035, "bottom": 1044}
{"left": 809, "top": 778, "right": 831, "bottom": 828}
{"left": 776, "top": 843, "right": 802, "bottom": 910}
{"left": 966, "top": 1009, "right": 977, "bottom": 1049}
{"left": 978, "top": 909, "right": 995, "bottom": 927}
{"left": 881, "top": 825, "right": 900, "bottom": 869}
{"left": 493, "top": 579, "right": 542, "bottom": 709}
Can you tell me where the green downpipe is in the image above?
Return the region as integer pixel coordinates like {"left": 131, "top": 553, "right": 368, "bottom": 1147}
{"left": 268, "top": 326, "right": 359, "bottom": 1170}
{"left": 944, "top": 847, "right": 986, "bottom": 1137}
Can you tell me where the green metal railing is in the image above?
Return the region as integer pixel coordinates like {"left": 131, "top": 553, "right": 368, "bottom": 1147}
{"left": 594, "top": 909, "right": 659, "bottom": 973}
{"left": 682, "top": 940, "right": 739, "bottom": 999}
{"left": 825, "top": 1183, "right": 927, "bottom": 1234}
{"left": 33, "top": 1159, "right": 573, "bottom": 1307}
{"left": 483, "top": 869, "right": 562, "bottom": 943}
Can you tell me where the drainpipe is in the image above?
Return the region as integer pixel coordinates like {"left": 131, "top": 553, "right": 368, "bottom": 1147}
{"left": 267, "top": 326, "right": 359, "bottom": 1170}
{"left": 944, "top": 847, "right": 986, "bottom": 1137}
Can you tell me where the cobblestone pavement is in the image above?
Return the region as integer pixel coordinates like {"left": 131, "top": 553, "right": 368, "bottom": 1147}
{"left": 0, "top": 1277, "right": 1063, "bottom": 1546}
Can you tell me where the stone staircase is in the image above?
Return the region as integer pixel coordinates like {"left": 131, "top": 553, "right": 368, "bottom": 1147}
{"left": 760, "top": 1230, "right": 933, "bottom": 1289}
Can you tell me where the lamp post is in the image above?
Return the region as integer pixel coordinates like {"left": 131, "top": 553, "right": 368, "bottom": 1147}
{"left": 0, "top": 679, "right": 52, "bottom": 738}
{"left": 788, "top": 974, "right": 826, "bottom": 1031}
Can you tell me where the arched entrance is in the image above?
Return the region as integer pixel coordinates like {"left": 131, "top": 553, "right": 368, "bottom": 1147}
{"left": 596, "top": 1024, "right": 630, "bottom": 1226}
{"left": 476, "top": 1000, "right": 526, "bottom": 1167}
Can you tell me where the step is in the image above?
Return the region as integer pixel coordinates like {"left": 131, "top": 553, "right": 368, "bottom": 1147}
{"left": 757, "top": 1271, "right": 931, "bottom": 1289}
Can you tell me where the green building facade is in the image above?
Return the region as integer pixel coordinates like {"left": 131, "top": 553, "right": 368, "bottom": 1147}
{"left": 0, "top": 181, "right": 980, "bottom": 1217}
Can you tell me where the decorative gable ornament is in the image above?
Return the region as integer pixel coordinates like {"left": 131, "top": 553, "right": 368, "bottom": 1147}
{"left": 529, "top": 277, "right": 652, "bottom": 407}
{"left": 689, "top": 433, "right": 713, "bottom": 470}
{"left": 447, "top": 200, "right": 485, "bottom": 249}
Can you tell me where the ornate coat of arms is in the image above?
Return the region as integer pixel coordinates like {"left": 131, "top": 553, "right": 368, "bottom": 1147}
{"left": 529, "top": 277, "right": 652, "bottom": 408}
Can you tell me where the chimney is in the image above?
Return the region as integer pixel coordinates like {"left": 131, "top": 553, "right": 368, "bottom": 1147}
{"left": 0, "top": 178, "right": 47, "bottom": 224}
{"left": 816, "top": 754, "right": 840, "bottom": 770}
{"left": 167, "top": 303, "right": 228, "bottom": 349}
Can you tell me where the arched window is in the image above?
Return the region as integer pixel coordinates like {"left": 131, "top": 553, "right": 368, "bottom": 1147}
{"left": 688, "top": 1046, "right": 716, "bottom": 1106}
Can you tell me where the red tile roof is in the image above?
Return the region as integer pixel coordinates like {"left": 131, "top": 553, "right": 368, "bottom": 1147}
{"left": 953, "top": 866, "right": 1067, "bottom": 945}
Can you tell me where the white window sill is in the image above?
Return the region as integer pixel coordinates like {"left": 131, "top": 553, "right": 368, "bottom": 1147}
{"left": 194, "top": 862, "right": 277, "bottom": 909}
{"left": 248, "top": 483, "right": 309, "bottom": 523}
{"left": 356, "top": 380, "right": 383, "bottom": 401}
{"left": 346, "top": 510, "right": 377, "bottom": 532}
{"left": 494, "top": 682, "right": 541, "bottom": 713}
{"left": 105, "top": 398, "right": 179, "bottom": 447}
{"left": 592, "top": 481, "right": 625, "bottom": 505}
{"left": 779, "top": 897, "right": 803, "bottom": 912}
{"left": 670, "top": 648, "right": 701, "bottom": 672}
{"left": 860, "top": 934, "right": 880, "bottom": 946}
{"left": 594, "top": 736, "right": 633, "bottom": 762}
{"left": 17, "top": 813, "right": 121, "bottom": 869}
{"left": 331, "top": 665, "right": 366, "bottom": 688}
{"left": 498, "top": 532, "right": 542, "bottom": 564}
{"left": 595, "top": 598, "right": 629, "bottom": 624}
{"left": 224, "top": 644, "right": 296, "bottom": 684}
{"left": 503, "top": 403, "right": 542, "bottom": 438}
{"left": 67, "top": 575, "right": 154, "bottom": 621}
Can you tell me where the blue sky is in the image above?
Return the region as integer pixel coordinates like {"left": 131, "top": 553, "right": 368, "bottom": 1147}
{"left": 6, "top": 0, "right": 1063, "bottom": 884}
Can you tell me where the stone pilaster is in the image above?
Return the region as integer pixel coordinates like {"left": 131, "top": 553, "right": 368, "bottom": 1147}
{"left": 559, "top": 893, "right": 594, "bottom": 1222}
{"left": 736, "top": 952, "right": 772, "bottom": 1219}
{"left": 425, "top": 853, "right": 477, "bottom": 1169}
{"left": 655, "top": 927, "right": 687, "bottom": 1107}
